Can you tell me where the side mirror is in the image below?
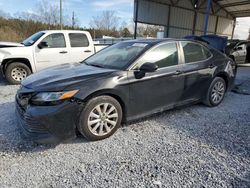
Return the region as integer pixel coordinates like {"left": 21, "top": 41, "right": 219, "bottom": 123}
{"left": 139, "top": 62, "right": 158, "bottom": 73}
{"left": 38, "top": 41, "right": 48, "bottom": 49}
{"left": 134, "top": 63, "right": 158, "bottom": 79}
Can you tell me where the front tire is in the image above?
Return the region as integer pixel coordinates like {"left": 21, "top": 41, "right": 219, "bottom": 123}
{"left": 5, "top": 62, "right": 31, "bottom": 84}
{"left": 203, "top": 77, "right": 226, "bottom": 107}
{"left": 78, "top": 96, "right": 122, "bottom": 141}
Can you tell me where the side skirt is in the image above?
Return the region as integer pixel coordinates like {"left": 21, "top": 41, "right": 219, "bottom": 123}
{"left": 125, "top": 98, "right": 200, "bottom": 124}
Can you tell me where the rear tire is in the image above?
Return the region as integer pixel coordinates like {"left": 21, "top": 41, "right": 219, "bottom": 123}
{"left": 5, "top": 62, "right": 31, "bottom": 85}
{"left": 77, "top": 95, "right": 122, "bottom": 141}
{"left": 203, "top": 77, "right": 226, "bottom": 107}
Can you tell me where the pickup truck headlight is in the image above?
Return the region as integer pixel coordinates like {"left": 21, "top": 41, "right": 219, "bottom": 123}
{"left": 31, "top": 90, "right": 79, "bottom": 104}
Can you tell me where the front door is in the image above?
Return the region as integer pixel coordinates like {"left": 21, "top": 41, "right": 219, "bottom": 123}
{"left": 127, "top": 42, "right": 184, "bottom": 118}
{"left": 34, "top": 33, "right": 71, "bottom": 72}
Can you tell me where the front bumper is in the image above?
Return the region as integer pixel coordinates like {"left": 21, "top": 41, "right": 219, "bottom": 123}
{"left": 15, "top": 98, "right": 81, "bottom": 144}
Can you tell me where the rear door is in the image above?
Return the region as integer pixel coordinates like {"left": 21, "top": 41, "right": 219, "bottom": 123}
{"left": 127, "top": 42, "right": 185, "bottom": 117}
{"left": 179, "top": 41, "right": 213, "bottom": 101}
{"left": 68, "top": 33, "right": 93, "bottom": 63}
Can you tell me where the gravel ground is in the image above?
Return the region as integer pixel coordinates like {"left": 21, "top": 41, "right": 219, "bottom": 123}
{"left": 0, "top": 67, "right": 250, "bottom": 188}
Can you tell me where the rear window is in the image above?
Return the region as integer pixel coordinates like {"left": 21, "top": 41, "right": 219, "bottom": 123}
{"left": 181, "top": 41, "right": 212, "bottom": 63}
{"left": 69, "top": 33, "right": 89, "bottom": 47}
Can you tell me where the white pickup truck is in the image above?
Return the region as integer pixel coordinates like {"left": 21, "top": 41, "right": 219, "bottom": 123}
{"left": 0, "top": 30, "right": 107, "bottom": 84}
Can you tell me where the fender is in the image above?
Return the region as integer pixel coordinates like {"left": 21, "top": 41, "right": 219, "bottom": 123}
{"left": 76, "top": 88, "right": 128, "bottom": 123}
{"left": 0, "top": 46, "right": 36, "bottom": 73}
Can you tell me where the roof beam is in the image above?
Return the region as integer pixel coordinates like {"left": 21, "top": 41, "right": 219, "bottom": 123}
{"left": 212, "top": 0, "right": 235, "bottom": 18}
{"left": 230, "top": 9, "right": 250, "bottom": 17}
{"left": 198, "top": 0, "right": 208, "bottom": 9}
{"left": 221, "top": 1, "right": 250, "bottom": 8}
{"left": 230, "top": 10, "right": 250, "bottom": 14}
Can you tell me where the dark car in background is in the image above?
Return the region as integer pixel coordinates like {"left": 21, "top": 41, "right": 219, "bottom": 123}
{"left": 16, "top": 39, "right": 237, "bottom": 143}
{"left": 226, "top": 39, "right": 250, "bottom": 64}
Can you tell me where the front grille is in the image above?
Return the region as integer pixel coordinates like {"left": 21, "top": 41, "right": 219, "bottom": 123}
{"left": 16, "top": 100, "right": 48, "bottom": 134}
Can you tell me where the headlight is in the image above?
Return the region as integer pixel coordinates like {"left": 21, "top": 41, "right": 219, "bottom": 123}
{"left": 31, "top": 90, "right": 79, "bottom": 104}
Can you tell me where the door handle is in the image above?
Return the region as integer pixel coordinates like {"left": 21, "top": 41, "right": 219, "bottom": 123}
{"left": 208, "top": 64, "right": 215, "bottom": 68}
{"left": 59, "top": 51, "right": 68, "bottom": 54}
{"left": 174, "top": 70, "right": 183, "bottom": 75}
{"left": 84, "top": 50, "right": 92, "bottom": 53}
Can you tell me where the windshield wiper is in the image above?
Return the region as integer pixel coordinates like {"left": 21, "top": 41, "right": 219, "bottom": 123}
{"left": 85, "top": 62, "right": 105, "bottom": 68}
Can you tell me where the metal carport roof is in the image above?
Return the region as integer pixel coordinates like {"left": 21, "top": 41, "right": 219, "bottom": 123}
{"left": 146, "top": 0, "right": 250, "bottom": 18}
{"left": 217, "top": 0, "right": 250, "bottom": 17}
{"left": 133, "top": 0, "right": 250, "bottom": 38}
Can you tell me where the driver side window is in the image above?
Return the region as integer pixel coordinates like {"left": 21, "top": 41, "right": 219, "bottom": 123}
{"left": 135, "top": 42, "right": 179, "bottom": 69}
{"left": 41, "top": 33, "right": 66, "bottom": 48}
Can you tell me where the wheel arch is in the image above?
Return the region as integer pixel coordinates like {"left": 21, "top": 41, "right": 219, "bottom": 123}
{"left": 2, "top": 58, "right": 33, "bottom": 75}
{"left": 83, "top": 89, "right": 127, "bottom": 123}
{"left": 215, "top": 72, "right": 229, "bottom": 90}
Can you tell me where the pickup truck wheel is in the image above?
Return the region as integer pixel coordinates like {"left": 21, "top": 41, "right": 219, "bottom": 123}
{"left": 78, "top": 96, "right": 122, "bottom": 141}
{"left": 5, "top": 63, "right": 31, "bottom": 84}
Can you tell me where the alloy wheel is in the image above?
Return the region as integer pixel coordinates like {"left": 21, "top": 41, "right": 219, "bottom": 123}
{"left": 211, "top": 81, "right": 225, "bottom": 104}
{"left": 87, "top": 103, "right": 118, "bottom": 136}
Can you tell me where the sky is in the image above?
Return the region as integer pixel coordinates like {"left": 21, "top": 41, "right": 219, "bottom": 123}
{"left": 0, "top": 0, "right": 134, "bottom": 27}
{"left": 0, "top": 0, "right": 249, "bottom": 39}
{"left": 234, "top": 17, "right": 250, "bottom": 40}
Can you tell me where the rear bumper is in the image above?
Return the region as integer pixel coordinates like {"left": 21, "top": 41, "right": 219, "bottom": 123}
{"left": 15, "top": 98, "right": 81, "bottom": 144}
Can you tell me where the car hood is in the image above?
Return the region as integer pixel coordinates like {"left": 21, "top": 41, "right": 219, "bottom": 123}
{"left": 0, "top": 41, "right": 24, "bottom": 48}
{"left": 0, "top": 45, "right": 31, "bottom": 60}
{"left": 22, "top": 63, "right": 116, "bottom": 91}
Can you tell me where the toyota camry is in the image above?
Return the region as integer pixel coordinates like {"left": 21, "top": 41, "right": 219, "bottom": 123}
{"left": 16, "top": 39, "right": 237, "bottom": 143}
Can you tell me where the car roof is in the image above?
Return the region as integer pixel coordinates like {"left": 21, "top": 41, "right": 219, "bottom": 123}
{"left": 122, "top": 38, "right": 203, "bottom": 46}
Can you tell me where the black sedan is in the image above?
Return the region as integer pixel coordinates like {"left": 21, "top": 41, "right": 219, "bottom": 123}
{"left": 16, "top": 39, "right": 237, "bottom": 143}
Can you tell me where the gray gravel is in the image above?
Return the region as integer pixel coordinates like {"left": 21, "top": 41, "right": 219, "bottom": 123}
{"left": 0, "top": 67, "right": 250, "bottom": 188}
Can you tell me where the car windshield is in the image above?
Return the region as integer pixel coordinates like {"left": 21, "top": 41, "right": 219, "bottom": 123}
{"left": 22, "top": 32, "right": 45, "bottom": 46}
{"left": 84, "top": 42, "right": 148, "bottom": 70}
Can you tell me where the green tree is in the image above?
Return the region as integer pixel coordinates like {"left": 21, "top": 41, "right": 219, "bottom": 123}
{"left": 121, "top": 28, "right": 131, "bottom": 37}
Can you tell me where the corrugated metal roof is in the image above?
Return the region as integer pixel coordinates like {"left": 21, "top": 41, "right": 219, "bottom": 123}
{"left": 148, "top": 0, "right": 250, "bottom": 18}
{"left": 217, "top": 0, "right": 250, "bottom": 17}
{"left": 135, "top": 0, "right": 238, "bottom": 37}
